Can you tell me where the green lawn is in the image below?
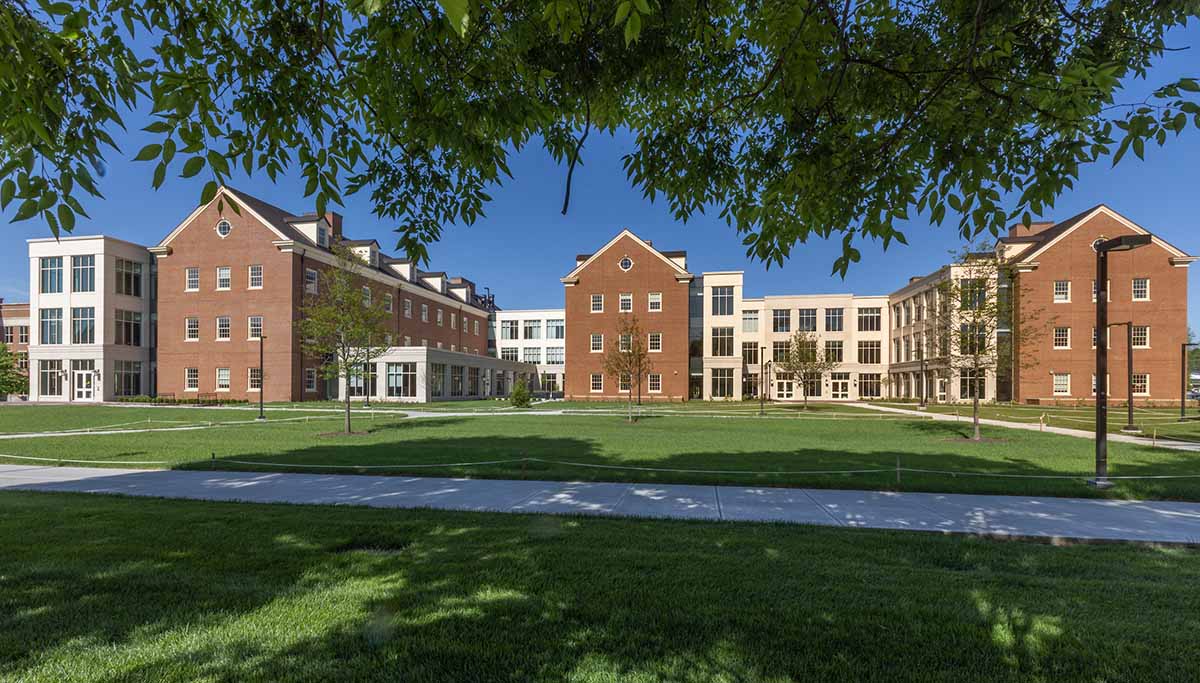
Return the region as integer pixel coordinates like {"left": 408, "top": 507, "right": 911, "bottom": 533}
{"left": 0, "top": 404, "right": 337, "bottom": 434}
{"left": 1, "top": 491, "right": 1196, "bottom": 682}
{"left": 872, "top": 401, "right": 1200, "bottom": 442}
{"left": 4, "top": 408, "right": 1200, "bottom": 500}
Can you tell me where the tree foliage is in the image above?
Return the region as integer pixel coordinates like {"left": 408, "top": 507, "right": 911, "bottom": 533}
{"left": 0, "top": 343, "right": 26, "bottom": 396}
{"left": 602, "top": 314, "right": 652, "bottom": 420}
{"left": 777, "top": 329, "right": 838, "bottom": 408}
{"left": 2, "top": 0, "right": 1198, "bottom": 271}
{"left": 509, "top": 377, "right": 531, "bottom": 408}
{"left": 295, "top": 244, "right": 391, "bottom": 433}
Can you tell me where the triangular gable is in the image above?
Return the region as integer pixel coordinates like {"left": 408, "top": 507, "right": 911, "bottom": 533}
{"left": 561, "top": 229, "right": 692, "bottom": 283}
{"left": 1016, "top": 205, "right": 1192, "bottom": 264}
{"left": 156, "top": 186, "right": 297, "bottom": 248}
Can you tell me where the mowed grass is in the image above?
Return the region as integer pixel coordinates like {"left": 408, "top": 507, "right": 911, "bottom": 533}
{"left": 0, "top": 404, "right": 340, "bottom": 434}
{"left": 873, "top": 401, "right": 1200, "bottom": 442}
{"left": 4, "top": 408, "right": 1200, "bottom": 500}
{"left": 1, "top": 491, "right": 1197, "bottom": 682}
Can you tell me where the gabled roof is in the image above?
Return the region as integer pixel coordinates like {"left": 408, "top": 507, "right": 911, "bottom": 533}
{"left": 561, "top": 229, "right": 692, "bottom": 284}
{"left": 1000, "top": 204, "right": 1193, "bottom": 264}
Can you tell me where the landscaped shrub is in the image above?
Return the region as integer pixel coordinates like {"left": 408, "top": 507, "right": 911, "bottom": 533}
{"left": 509, "top": 380, "right": 532, "bottom": 408}
{"left": 115, "top": 395, "right": 249, "bottom": 406}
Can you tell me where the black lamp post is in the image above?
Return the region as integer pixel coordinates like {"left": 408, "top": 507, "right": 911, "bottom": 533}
{"left": 918, "top": 340, "right": 927, "bottom": 409}
{"left": 1091, "top": 234, "right": 1151, "bottom": 488}
{"left": 257, "top": 335, "right": 267, "bottom": 421}
{"left": 758, "top": 347, "right": 771, "bottom": 417}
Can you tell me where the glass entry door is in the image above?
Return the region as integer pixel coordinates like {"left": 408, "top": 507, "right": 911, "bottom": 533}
{"left": 830, "top": 372, "right": 850, "bottom": 399}
{"left": 72, "top": 360, "right": 95, "bottom": 401}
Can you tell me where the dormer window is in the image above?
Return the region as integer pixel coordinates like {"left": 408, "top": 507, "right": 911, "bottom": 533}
{"left": 216, "top": 220, "right": 232, "bottom": 238}
{"left": 317, "top": 226, "right": 328, "bottom": 247}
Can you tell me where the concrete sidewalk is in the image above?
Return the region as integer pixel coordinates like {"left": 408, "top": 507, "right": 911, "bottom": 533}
{"left": 2, "top": 464, "right": 1198, "bottom": 544}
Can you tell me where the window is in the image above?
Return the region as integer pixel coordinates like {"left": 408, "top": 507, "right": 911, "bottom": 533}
{"left": 649, "top": 332, "right": 662, "bottom": 352}
{"left": 711, "top": 286, "right": 734, "bottom": 316}
{"left": 40, "top": 257, "right": 63, "bottom": 294}
{"left": 403, "top": 298, "right": 412, "bottom": 318}
{"left": 1132, "top": 278, "right": 1150, "bottom": 301}
{"left": 113, "top": 360, "right": 141, "bottom": 397}
{"left": 216, "top": 316, "right": 230, "bottom": 341}
{"left": 72, "top": 255, "right": 95, "bottom": 292}
{"left": 421, "top": 303, "right": 429, "bottom": 322}
{"left": 547, "top": 319, "right": 565, "bottom": 339}
{"left": 711, "top": 327, "right": 734, "bottom": 356}
{"left": 216, "top": 219, "right": 232, "bottom": 237}
{"left": 1052, "top": 372, "right": 1071, "bottom": 396}
{"left": 959, "top": 370, "right": 985, "bottom": 399}
{"left": 542, "top": 373, "right": 559, "bottom": 392}
{"left": 825, "top": 308, "right": 843, "bottom": 332}
{"left": 523, "top": 347, "right": 541, "bottom": 364}
{"left": 362, "top": 286, "right": 372, "bottom": 306}
{"left": 248, "top": 367, "right": 262, "bottom": 391}
{"left": 2, "top": 328, "right": 9, "bottom": 345}
{"left": 864, "top": 307, "right": 883, "bottom": 331}
{"left": 859, "top": 373, "right": 882, "bottom": 398}
{"left": 772, "top": 309, "right": 791, "bottom": 333}
{"left": 742, "top": 310, "right": 758, "bottom": 333}
{"left": 430, "top": 363, "right": 446, "bottom": 396}
{"left": 248, "top": 316, "right": 263, "bottom": 340}
{"left": 711, "top": 368, "right": 733, "bottom": 398}
{"left": 387, "top": 363, "right": 417, "bottom": 398}
{"left": 959, "top": 323, "right": 987, "bottom": 355}
{"left": 960, "top": 278, "right": 986, "bottom": 310}
{"left": 800, "top": 372, "right": 821, "bottom": 398}
{"left": 216, "top": 367, "right": 231, "bottom": 391}
{"left": 619, "top": 256, "right": 634, "bottom": 271}
{"left": 1053, "top": 280, "right": 1070, "bottom": 303}
{"left": 824, "top": 340, "right": 843, "bottom": 363}
{"left": 590, "top": 334, "right": 603, "bottom": 352}
{"left": 591, "top": 294, "right": 604, "bottom": 313}
{"left": 39, "top": 360, "right": 63, "bottom": 395}
{"left": 619, "top": 334, "right": 632, "bottom": 352}
{"left": 185, "top": 367, "right": 199, "bottom": 391}
{"left": 501, "top": 347, "right": 518, "bottom": 361}
{"left": 546, "top": 347, "right": 564, "bottom": 365}
{"left": 903, "top": 302, "right": 912, "bottom": 326}
{"left": 384, "top": 293, "right": 393, "bottom": 313}
{"left": 304, "top": 268, "right": 318, "bottom": 295}
{"left": 742, "top": 342, "right": 759, "bottom": 366}
{"left": 114, "top": 310, "right": 142, "bottom": 346}
{"left": 858, "top": 340, "right": 881, "bottom": 364}
{"left": 619, "top": 373, "right": 632, "bottom": 392}
{"left": 185, "top": 317, "right": 199, "bottom": 341}
{"left": 524, "top": 320, "right": 541, "bottom": 339}
{"left": 772, "top": 340, "right": 789, "bottom": 362}
{"left": 67, "top": 307, "right": 93, "bottom": 344}
{"left": 648, "top": 373, "right": 662, "bottom": 393}
{"left": 18, "top": 326, "right": 27, "bottom": 344}
{"left": 648, "top": 292, "right": 662, "bottom": 312}
{"left": 317, "top": 225, "right": 328, "bottom": 247}
{"left": 215, "top": 266, "right": 231, "bottom": 291}
{"left": 450, "top": 312, "right": 457, "bottom": 330}
{"left": 248, "top": 265, "right": 264, "bottom": 289}
{"left": 474, "top": 320, "right": 481, "bottom": 336}
{"left": 450, "top": 366, "right": 465, "bottom": 396}
{"left": 39, "top": 309, "right": 62, "bottom": 345}
{"left": 590, "top": 374, "right": 603, "bottom": 392}
{"left": 1053, "top": 327, "right": 1071, "bottom": 349}
{"left": 893, "top": 304, "right": 902, "bottom": 328}
{"left": 305, "top": 368, "right": 317, "bottom": 392}
{"left": 619, "top": 293, "right": 633, "bottom": 312}
{"left": 796, "top": 309, "right": 817, "bottom": 331}
{"left": 436, "top": 309, "right": 444, "bottom": 326}
{"left": 1132, "top": 373, "right": 1149, "bottom": 396}
{"left": 500, "top": 320, "right": 519, "bottom": 340}
{"left": 1132, "top": 325, "right": 1150, "bottom": 348}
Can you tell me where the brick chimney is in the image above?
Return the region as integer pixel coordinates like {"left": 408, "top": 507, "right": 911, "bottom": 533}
{"left": 1008, "top": 220, "right": 1055, "bottom": 238}
{"left": 324, "top": 212, "right": 343, "bottom": 240}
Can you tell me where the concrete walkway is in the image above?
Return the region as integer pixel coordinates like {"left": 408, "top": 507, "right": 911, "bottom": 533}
{"left": 859, "top": 402, "right": 1200, "bottom": 451}
{"left": 2, "top": 464, "right": 1198, "bottom": 544}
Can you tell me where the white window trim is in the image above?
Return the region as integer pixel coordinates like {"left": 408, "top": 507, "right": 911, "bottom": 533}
{"left": 185, "top": 268, "right": 200, "bottom": 293}
{"left": 648, "top": 292, "right": 662, "bottom": 312}
{"left": 649, "top": 332, "right": 662, "bottom": 352}
{"left": 247, "top": 265, "right": 263, "bottom": 290}
{"left": 304, "top": 368, "right": 318, "bottom": 392}
{"left": 590, "top": 334, "right": 603, "bottom": 353}
{"left": 216, "top": 266, "right": 232, "bottom": 291}
{"left": 590, "top": 294, "right": 604, "bottom": 313}
{"left": 185, "top": 318, "right": 199, "bottom": 342}
{"left": 185, "top": 369, "right": 199, "bottom": 392}
{"left": 247, "top": 368, "right": 262, "bottom": 392}
{"left": 1132, "top": 326, "right": 1150, "bottom": 349}
{"left": 619, "top": 293, "right": 633, "bottom": 313}
{"left": 215, "top": 317, "right": 231, "bottom": 342}
{"left": 248, "top": 316, "right": 264, "bottom": 341}
{"left": 648, "top": 373, "right": 662, "bottom": 393}
{"left": 1132, "top": 373, "right": 1150, "bottom": 396}
{"left": 215, "top": 368, "right": 231, "bottom": 392}
{"left": 590, "top": 374, "right": 604, "bottom": 393}
{"left": 1052, "top": 372, "right": 1071, "bottom": 396}
{"left": 1052, "top": 280, "right": 1071, "bottom": 303}
{"left": 1132, "top": 278, "right": 1151, "bottom": 302}
{"left": 1053, "top": 327, "right": 1071, "bottom": 350}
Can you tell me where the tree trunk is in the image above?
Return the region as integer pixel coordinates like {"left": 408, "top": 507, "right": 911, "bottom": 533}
{"left": 972, "top": 393, "right": 981, "bottom": 441}
{"left": 344, "top": 379, "right": 353, "bottom": 434}
{"left": 627, "top": 389, "right": 634, "bottom": 423}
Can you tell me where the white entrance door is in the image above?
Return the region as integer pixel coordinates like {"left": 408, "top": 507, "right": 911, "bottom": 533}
{"left": 830, "top": 373, "right": 850, "bottom": 399}
{"left": 73, "top": 369, "right": 93, "bottom": 401}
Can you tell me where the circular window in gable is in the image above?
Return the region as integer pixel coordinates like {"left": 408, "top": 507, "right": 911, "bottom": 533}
{"left": 216, "top": 219, "right": 232, "bottom": 238}
{"left": 619, "top": 256, "right": 633, "bottom": 272}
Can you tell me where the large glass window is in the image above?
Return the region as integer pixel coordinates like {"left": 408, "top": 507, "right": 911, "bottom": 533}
{"left": 801, "top": 372, "right": 821, "bottom": 398}
{"left": 500, "top": 320, "right": 519, "bottom": 340}
{"left": 523, "top": 320, "right": 541, "bottom": 339}
{"left": 772, "top": 340, "right": 789, "bottom": 362}
{"left": 72, "top": 255, "right": 95, "bottom": 292}
{"left": 546, "top": 347, "right": 565, "bottom": 365}
{"left": 387, "top": 363, "right": 416, "bottom": 398}
{"left": 40, "top": 308, "right": 62, "bottom": 344}
{"left": 468, "top": 367, "right": 480, "bottom": 395}
{"left": 859, "top": 373, "right": 882, "bottom": 398}
{"left": 430, "top": 363, "right": 446, "bottom": 396}
{"left": 959, "top": 323, "right": 987, "bottom": 355}
{"left": 857, "top": 340, "right": 881, "bottom": 364}
{"left": 39, "top": 360, "right": 63, "bottom": 395}
{"left": 711, "top": 327, "right": 734, "bottom": 356}
{"left": 450, "top": 366, "right": 465, "bottom": 396}
{"left": 115, "top": 258, "right": 142, "bottom": 297}
{"left": 70, "top": 306, "right": 93, "bottom": 343}
{"left": 960, "top": 278, "right": 986, "bottom": 310}
{"left": 523, "top": 347, "right": 541, "bottom": 364}
{"left": 797, "top": 308, "right": 817, "bottom": 331}
{"left": 825, "top": 308, "right": 843, "bottom": 332}
{"left": 40, "top": 257, "right": 63, "bottom": 294}
{"left": 742, "top": 342, "right": 759, "bottom": 366}
{"left": 742, "top": 310, "right": 758, "bottom": 333}
{"left": 500, "top": 348, "right": 518, "bottom": 361}
{"left": 772, "top": 309, "right": 790, "bottom": 333}
{"left": 824, "top": 340, "right": 843, "bottom": 363}
{"left": 857, "top": 307, "right": 881, "bottom": 331}
{"left": 711, "top": 368, "right": 733, "bottom": 398}
{"left": 546, "top": 319, "right": 565, "bottom": 339}
{"left": 115, "top": 310, "right": 142, "bottom": 346}
{"left": 959, "top": 370, "right": 985, "bottom": 399}
{"left": 711, "top": 286, "right": 733, "bottom": 316}
{"left": 113, "top": 360, "right": 141, "bottom": 397}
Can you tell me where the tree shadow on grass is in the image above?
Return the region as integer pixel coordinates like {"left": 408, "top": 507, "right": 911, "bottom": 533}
{"left": 2, "top": 492, "right": 1197, "bottom": 682}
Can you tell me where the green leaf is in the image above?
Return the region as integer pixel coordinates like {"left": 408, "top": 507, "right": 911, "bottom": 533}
{"left": 57, "top": 203, "right": 75, "bottom": 232}
{"left": 152, "top": 162, "right": 166, "bottom": 189}
{"left": 624, "top": 11, "right": 641, "bottom": 46}
{"left": 633, "top": 0, "right": 651, "bottom": 14}
{"left": 438, "top": 0, "right": 469, "bottom": 37}
{"left": 200, "top": 180, "right": 219, "bottom": 205}
{"left": 181, "top": 156, "right": 205, "bottom": 178}
{"left": 133, "top": 144, "right": 161, "bottom": 161}
{"left": 613, "top": 1, "right": 631, "bottom": 26}
{"left": 0, "top": 179, "right": 13, "bottom": 209}
{"left": 1179, "top": 78, "right": 1199, "bottom": 93}
{"left": 13, "top": 198, "right": 38, "bottom": 222}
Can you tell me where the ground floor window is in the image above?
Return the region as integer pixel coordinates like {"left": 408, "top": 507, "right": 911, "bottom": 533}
{"left": 1132, "top": 373, "right": 1149, "bottom": 396}
{"left": 387, "top": 363, "right": 416, "bottom": 398}
{"left": 347, "top": 363, "right": 374, "bottom": 397}
{"left": 541, "top": 373, "right": 559, "bottom": 392}
{"left": 711, "top": 368, "right": 733, "bottom": 398}
{"left": 495, "top": 371, "right": 506, "bottom": 396}
{"left": 468, "top": 367, "right": 480, "bottom": 396}
{"left": 304, "top": 368, "right": 317, "bottom": 392}
{"left": 742, "top": 372, "right": 759, "bottom": 399}
{"left": 648, "top": 373, "right": 662, "bottom": 393}
{"left": 590, "top": 373, "right": 603, "bottom": 392}
{"left": 619, "top": 373, "right": 631, "bottom": 392}
{"left": 113, "top": 360, "right": 142, "bottom": 397}
{"left": 859, "top": 373, "right": 881, "bottom": 399}
{"left": 960, "top": 370, "right": 985, "bottom": 400}
{"left": 801, "top": 372, "right": 821, "bottom": 398}
{"left": 248, "top": 367, "right": 263, "bottom": 392}
{"left": 216, "top": 367, "right": 230, "bottom": 391}
{"left": 1052, "top": 372, "right": 1071, "bottom": 396}
{"left": 431, "top": 363, "right": 446, "bottom": 396}
{"left": 450, "top": 365, "right": 464, "bottom": 397}
{"left": 40, "top": 360, "right": 63, "bottom": 396}
{"left": 185, "top": 367, "right": 199, "bottom": 391}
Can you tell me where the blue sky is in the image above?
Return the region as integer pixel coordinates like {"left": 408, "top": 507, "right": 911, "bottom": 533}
{"left": 3, "top": 21, "right": 1198, "bottom": 330}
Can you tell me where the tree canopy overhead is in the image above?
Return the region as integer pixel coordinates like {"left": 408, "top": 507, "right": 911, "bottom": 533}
{"left": 2, "top": 0, "right": 1197, "bottom": 273}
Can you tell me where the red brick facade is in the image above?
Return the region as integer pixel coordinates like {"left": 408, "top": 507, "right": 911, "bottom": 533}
{"left": 563, "top": 231, "right": 692, "bottom": 401}
{"left": 0, "top": 300, "right": 29, "bottom": 377}
{"left": 1006, "top": 206, "right": 1192, "bottom": 403}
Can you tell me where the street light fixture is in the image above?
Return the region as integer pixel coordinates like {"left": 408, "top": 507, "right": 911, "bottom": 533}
{"left": 1091, "top": 234, "right": 1151, "bottom": 488}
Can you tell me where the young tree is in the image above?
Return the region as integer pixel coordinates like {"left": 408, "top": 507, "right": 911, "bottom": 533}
{"left": 0, "top": 343, "right": 27, "bottom": 396}
{"left": 295, "top": 244, "right": 392, "bottom": 434}
{"left": 602, "top": 315, "right": 653, "bottom": 423}
{"left": 777, "top": 330, "right": 839, "bottom": 410}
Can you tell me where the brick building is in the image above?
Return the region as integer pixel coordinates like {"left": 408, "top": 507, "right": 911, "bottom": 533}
{"left": 150, "top": 186, "right": 497, "bottom": 402}
{"left": 1, "top": 298, "right": 30, "bottom": 396}
{"left": 562, "top": 230, "right": 693, "bottom": 400}
{"left": 1001, "top": 204, "right": 1194, "bottom": 403}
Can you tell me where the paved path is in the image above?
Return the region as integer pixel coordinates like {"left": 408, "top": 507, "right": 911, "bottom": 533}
{"left": 859, "top": 403, "right": 1200, "bottom": 451}
{"left": 2, "top": 464, "right": 1198, "bottom": 545}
